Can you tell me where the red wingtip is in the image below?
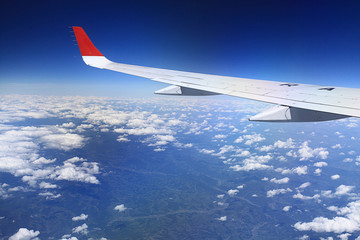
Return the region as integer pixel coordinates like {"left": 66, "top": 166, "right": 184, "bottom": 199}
{"left": 72, "top": 26, "right": 103, "bottom": 56}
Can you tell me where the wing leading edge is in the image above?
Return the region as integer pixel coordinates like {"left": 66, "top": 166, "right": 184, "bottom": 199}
{"left": 72, "top": 26, "right": 360, "bottom": 122}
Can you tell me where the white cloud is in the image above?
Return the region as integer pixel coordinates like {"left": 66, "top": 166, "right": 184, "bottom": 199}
{"left": 116, "top": 126, "right": 173, "bottom": 136}
{"left": 338, "top": 233, "right": 351, "bottom": 240}
{"left": 114, "top": 204, "right": 127, "bottom": 212}
{"left": 237, "top": 184, "right": 245, "bottom": 189}
{"left": 280, "top": 166, "right": 308, "bottom": 175}
{"left": 234, "top": 136, "right": 243, "bottom": 143}
{"left": 294, "top": 200, "right": 360, "bottom": 234}
{"left": 322, "top": 185, "right": 356, "bottom": 198}
{"left": 154, "top": 148, "right": 165, "bottom": 152}
{"left": 199, "top": 149, "right": 215, "bottom": 154}
{"left": 61, "top": 235, "right": 78, "bottom": 240}
{"left": 49, "top": 158, "right": 100, "bottom": 184}
{"left": 117, "top": 136, "right": 130, "bottom": 142}
{"left": 299, "top": 235, "right": 309, "bottom": 240}
{"left": 283, "top": 206, "right": 291, "bottom": 212}
{"left": 72, "top": 213, "right": 88, "bottom": 221}
{"left": 233, "top": 150, "right": 251, "bottom": 157}
{"left": 298, "top": 141, "right": 329, "bottom": 161}
{"left": 347, "top": 122, "right": 358, "bottom": 128}
{"left": 230, "top": 163, "right": 272, "bottom": 172}
{"left": 147, "top": 134, "right": 176, "bottom": 146}
{"left": 41, "top": 133, "right": 85, "bottom": 151}
{"left": 39, "top": 182, "right": 57, "bottom": 189}
{"left": 0, "top": 124, "right": 94, "bottom": 187}
{"left": 217, "top": 194, "right": 224, "bottom": 199}
{"left": 314, "top": 162, "right": 328, "bottom": 167}
{"left": 314, "top": 168, "right": 322, "bottom": 176}
{"left": 230, "top": 154, "right": 273, "bottom": 172}
{"left": 243, "top": 133, "right": 265, "bottom": 145}
{"left": 38, "top": 192, "right": 61, "bottom": 200}
{"left": 211, "top": 145, "right": 239, "bottom": 158}
{"left": 298, "top": 182, "right": 311, "bottom": 190}
{"left": 270, "top": 177, "right": 289, "bottom": 184}
{"left": 214, "top": 134, "right": 227, "bottom": 139}
{"left": 331, "top": 174, "right": 340, "bottom": 180}
{"left": 72, "top": 223, "right": 88, "bottom": 235}
{"left": 227, "top": 189, "right": 239, "bottom": 196}
{"left": 274, "top": 138, "right": 295, "bottom": 148}
{"left": 293, "top": 193, "right": 320, "bottom": 200}
{"left": 332, "top": 144, "right": 342, "bottom": 149}
{"left": 62, "top": 122, "right": 76, "bottom": 128}
{"left": 267, "top": 188, "right": 292, "bottom": 197}
{"left": 258, "top": 145, "right": 274, "bottom": 152}
{"left": 216, "top": 216, "right": 227, "bottom": 221}
{"left": 335, "top": 185, "right": 355, "bottom": 196}
{"left": 9, "top": 228, "right": 40, "bottom": 240}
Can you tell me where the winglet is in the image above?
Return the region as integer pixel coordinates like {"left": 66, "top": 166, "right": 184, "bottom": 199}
{"left": 72, "top": 26, "right": 103, "bottom": 56}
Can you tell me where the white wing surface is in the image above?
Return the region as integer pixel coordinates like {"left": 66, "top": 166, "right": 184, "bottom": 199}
{"left": 72, "top": 26, "right": 360, "bottom": 122}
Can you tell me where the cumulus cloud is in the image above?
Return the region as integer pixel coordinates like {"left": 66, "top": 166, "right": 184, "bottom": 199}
{"left": 331, "top": 174, "right": 340, "bottom": 180}
{"left": 234, "top": 136, "right": 244, "bottom": 143}
{"left": 298, "top": 141, "right": 329, "bottom": 161}
{"left": 38, "top": 192, "right": 61, "bottom": 200}
{"left": 72, "top": 223, "right": 88, "bottom": 235}
{"left": 230, "top": 154, "right": 273, "bottom": 172}
{"left": 335, "top": 185, "right": 355, "bottom": 196}
{"left": 338, "top": 233, "right": 351, "bottom": 240}
{"left": 50, "top": 159, "right": 100, "bottom": 184}
{"left": 294, "top": 200, "right": 360, "bottom": 234}
{"left": 117, "top": 136, "right": 130, "bottom": 142}
{"left": 199, "top": 149, "right": 215, "bottom": 154}
{"left": 216, "top": 216, "right": 227, "bottom": 221}
{"left": 61, "top": 235, "right": 78, "bottom": 240}
{"left": 314, "top": 162, "right": 328, "bottom": 167}
{"left": 314, "top": 168, "right": 322, "bottom": 176}
{"left": 279, "top": 166, "right": 308, "bottom": 175}
{"left": 39, "top": 182, "right": 57, "bottom": 189}
{"left": 114, "top": 204, "right": 127, "bottom": 212}
{"left": 237, "top": 184, "right": 245, "bottom": 189}
{"left": 114, "top": 125, "right": 172, "bottom": 136}
{"left": 9, "top": 228, "right": 40, "bottom": 240}
{"left": 332, "top": 144, "right": 342, "bottom": 149}
{"left": 321, "top": 185, "right": 356, "bottom": 199}
{"left": 299, "top": 235, "right": 309, "bottom": 240}
{"left": 41, "top": 133, "right": 85, "bottom": 151}
{"left": 243, "top": 133, "right": 265, "bottom": 145}
{"left": 149, "top": 134, "right": 176, "bottom": 146}
{"left": 258, "top": 145, "right": 274, "bottom": 152}
{"left": 227, "top": 189, "right": 239, "bottom": 196}
{"left": 72, "top": 213, "right": 88, "bottom": 221}
{"left": 0, "top": 124, "right": 94, "bottom": 188}
{"left": 214, "top": 134, "right": 227, "bottom": 139}
{"left": 270, "top": 177, "right": 289, "bottom": 184}
{"left": 274, "top": 138, "right": 295, "bottom": 148}
{"left": 217, "top": 194, "right": 225, "bottom": 199}
{"left": 283, "top": 206, "right": 291, "bottom": 212}
{"left": 297, "top": 182, "right": 311, "bottom": 190}
{"left": 293, "top": 193, "right": 320, "bottom": 201}
{"left": 62, "top": 122, "right": 76, "bottom": 128}
{"left": 267, "top": 188, "right": 292, "bottom": 197}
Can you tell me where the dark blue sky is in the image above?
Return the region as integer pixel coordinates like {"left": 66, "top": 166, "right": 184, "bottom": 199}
{"left": 1, "top": 0, "right": 360, "bottom": 96}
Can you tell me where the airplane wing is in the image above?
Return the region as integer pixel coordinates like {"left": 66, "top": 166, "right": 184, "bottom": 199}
{"left": 72, "top": 26, "right": 360, "bottom": 122}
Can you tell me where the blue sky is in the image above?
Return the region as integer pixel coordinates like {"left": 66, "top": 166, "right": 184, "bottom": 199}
{"left": 1, "top": 0, "right": 360, "bottom": 97}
